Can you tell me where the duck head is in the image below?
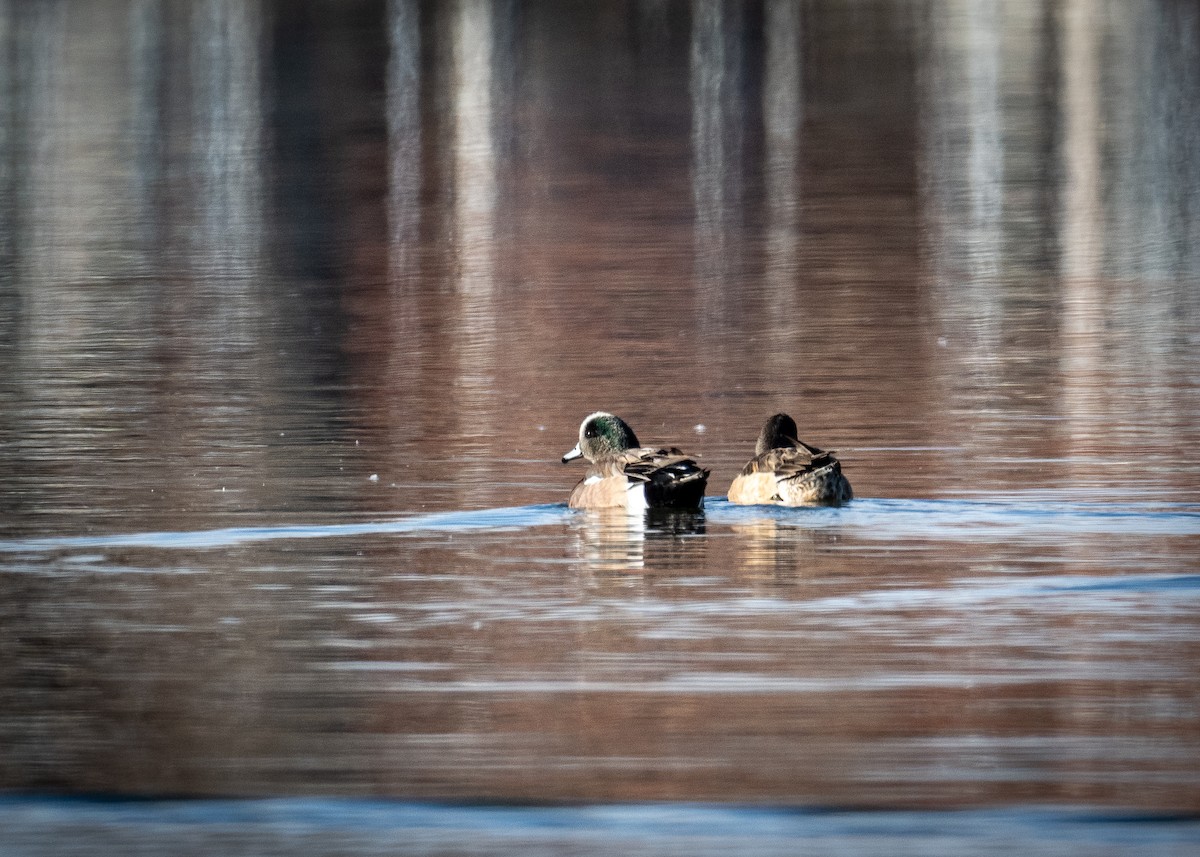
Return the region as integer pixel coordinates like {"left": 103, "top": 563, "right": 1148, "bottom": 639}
{"left": 562, "top": 412, "right": 641, "bottom": 463}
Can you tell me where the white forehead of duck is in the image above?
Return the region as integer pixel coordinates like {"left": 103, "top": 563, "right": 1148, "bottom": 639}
{"left": 580, "top": 411, "right": 619, "bottom": 433}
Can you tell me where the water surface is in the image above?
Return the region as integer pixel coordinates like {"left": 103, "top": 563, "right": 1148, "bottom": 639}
{"left": 1, "top": 0, "right": 1198, "bottom": 852}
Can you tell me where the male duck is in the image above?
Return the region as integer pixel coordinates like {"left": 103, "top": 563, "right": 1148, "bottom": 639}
{"left": 562, "top": 412, "right": 709, "bottom": 511}
{"left": 727, "top": 413, "right": 853, "bottom": 507}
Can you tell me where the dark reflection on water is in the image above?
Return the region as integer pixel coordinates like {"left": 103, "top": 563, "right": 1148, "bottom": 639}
{"left": 0, "top": 0, "right": 1199, "bottom": 843}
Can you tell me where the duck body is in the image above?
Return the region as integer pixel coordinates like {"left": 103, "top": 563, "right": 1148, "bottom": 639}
{"left": 727, "top": 413, "right": 852, "bottom": 507}
{"left": 563, "top": 412, "right": 709, "bottom": 511}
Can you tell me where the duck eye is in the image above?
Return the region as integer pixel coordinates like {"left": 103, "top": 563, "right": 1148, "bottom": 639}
{"left": 585, "top": 425, "right": 598, "bottom": 438}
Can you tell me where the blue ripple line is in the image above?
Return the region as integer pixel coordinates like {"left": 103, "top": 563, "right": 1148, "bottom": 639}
{"left": 1041, "top": 574, "right": 1200, "bottom": 593}
{"left": 705, "top": 497, "right": 1200, "bottom": 537}
{"left": 0, "top": 505, "right": 570, "bottom": 553}
{"left": 0, "top": 796, "right": 1198, "bottom": 843}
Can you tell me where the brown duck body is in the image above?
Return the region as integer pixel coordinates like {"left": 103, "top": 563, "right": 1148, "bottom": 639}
{"left": 563, "top": 413, "right": 709, "bottom": 511}
{"left": 727, "top": 414, "right": 852, "bottom": 507}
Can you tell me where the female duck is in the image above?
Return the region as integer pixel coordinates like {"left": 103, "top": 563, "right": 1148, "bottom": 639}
{"left": 562, "top": 412, "right": 709, "bottom": 511}
{"left": 727, "top": 413, "right": 852, "bottom": 506}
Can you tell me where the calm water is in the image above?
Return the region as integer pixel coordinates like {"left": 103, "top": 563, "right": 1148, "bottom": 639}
{"left": 2, "top": 0, "right": 1199, "bottom": 853}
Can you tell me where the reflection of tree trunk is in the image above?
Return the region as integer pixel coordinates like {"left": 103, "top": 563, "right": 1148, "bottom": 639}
{"left": 1059, "top": 0, "right": 1101, "bottom": 285}
{"left": 451, "top": 0, "right": 498, "bottom": 484}
{"left": 453, "top": 0, "right": 496, "bottom": 299}
{"left": 187, "top": 0, "right": 266, "bottom": 326}
{"left": 691, "top": 0, "right": 743, "bottom": 323}
{"left": 1058, "top": 0, "right": 1104, "bottom": 459}
{"left": 762, "top": 0, "right": 802, "bottom": 366}
{"left": 388, "top": 0, "right": 421, "bottom": 292}
{"left": 919, "top": 0, "right": 1005, "bottom": 409}
{"left": 382, "top": 0, "right": 424, "bottom": 468}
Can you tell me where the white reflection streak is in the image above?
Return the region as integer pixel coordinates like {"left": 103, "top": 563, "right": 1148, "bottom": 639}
{"left": 762, "top": 0, "right": 801, "bottom": 335}
{"left": 387, "top": 0, "right": 421, "bottom": 288}
{"left": 16, "top": 1, "right": 150, "bottom": 358}
{"left": 691, "top": 0, "right": 742, "bottom": 314}
{"left": 129, "top": 0, "right": 163, "bottom": 266}
{"left": 451, "top": 0, "right": 497, "bottom": 441}
{"left": 1056, "top": 1, "right": 1115, "bottom": 540}
{"left": 962, "top": 0, "right": 1002, "bottom": 282}
{"left": 1059, "top": 0, "right": 1101, "bottom": 282}
{"left": 1059, "top": 0, "right": 1102, "bottom": 360}
{"left": 0, "top": 0, "right": 9, "bottom": 269}
{"left": 923, "top": 0, "right": 1003, "bottom": 284}
{"left": 921, "top": 0, "right": 1004, "bottom": 361}
{"left": 1058, "top": 3, "right": 1198, "bottom": 457}
{"left": 189, "top": 0, "right": 263, "bottom": 286}
{"left": 453, "top": 0, "right": 496, "bottom": 296}
{"left": 15, "top": 0, "right": 66, "bottom": 295}
{"left": 21, "top": 1, "right": 133, "bottom": 288}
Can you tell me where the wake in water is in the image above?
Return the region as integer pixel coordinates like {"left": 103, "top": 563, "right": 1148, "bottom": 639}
{"left": 1, "top": 497, "right": 1197, "bottom": 554}
{"left": 1, "top": 796, "right": 1198, "bottom": 857}
{"left": 0, "top": 505, "right": 571, "bottom": 553}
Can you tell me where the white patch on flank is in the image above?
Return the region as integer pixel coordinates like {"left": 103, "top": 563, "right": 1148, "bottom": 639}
{"left": 583, "top": 475, "right": 604, "bottom": 486}
{"left": 626, "top": 482, "right": 649, "bottom": 512}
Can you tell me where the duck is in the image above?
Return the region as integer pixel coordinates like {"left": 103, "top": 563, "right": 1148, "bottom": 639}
{"left": 561, "top": 412, "right": 709, "bottom": 511}
{"left": 727, "top": 413, "right": 853, "bottom": 506}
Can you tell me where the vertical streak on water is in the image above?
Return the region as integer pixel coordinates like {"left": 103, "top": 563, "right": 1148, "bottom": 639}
{"left": 962, "top": 0, "right": 1003, "bottom": 288}
{"left": 1104, "top": 1, "right": 1147, "bottom": 285}
{"left": 128, "top": 0, "right": 163, "bottom": 274}
{"left": 385, "top": 0, "right": 424, "bottom": 423}
{"left": 388, "top": 0, "right": 421, "bottom": 292}
{"left": 188, "top": 0, "right": 264, "bottom": 291}
{"left": 0, "top": 0, "right": 14, "bottom": 405}
{"left": 182, "top": 0, "right": 270, "bottom": 515}
{"left": 450, "top": 0, "right": 497, "bottom": 460}
{"left": 1101, "top": 1, "right": 1200, "bottom": 344}
{"left": 919, "top": 0, "right": 1004, "bottom": 375}
{"left": 1058, "top": 0, "right": 1101, "bottom": 284}
{"left": 1057, "top": 0, "right": 1104, "bottom": 453}
{"left": 1105, "top": 1, "right": 1190, "bottom": 286}
{"left": 761, "top": 0, "right": 801, "bottom": 361}
{"left": 1058, "top": 0, "right": 1101, "bottom": 353}
{"left": 1058, "top": 1, "right": 1200, "bottom": 468}
{"left": 0, "top": 1, "right": 10, "bottom": 241}
{"left": 0, "top": 0, "right": 12, "bottom": 281}
{"left": 1171, "top": 2, "right": 1200, "bottom": 283}
{"left": 18, "top": 1, "right": 111, "bottom": 290}
{"left": 691, "top": 0, "right": 743, "bottom": 326}
{"left": 13, "top": 1, "right": 152, "bottom": 366}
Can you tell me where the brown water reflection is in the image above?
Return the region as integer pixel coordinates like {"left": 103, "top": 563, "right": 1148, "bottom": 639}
{"left": 0, "top": 0, "right": 1198, "bottom": 819}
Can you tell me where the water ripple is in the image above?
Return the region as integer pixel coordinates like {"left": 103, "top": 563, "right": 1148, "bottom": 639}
{"left": 707, "top": 498, "right": 1200, "bottom": 540}
{"left": 1, "top": 796, "right": 1197, "bottom": 856}
{"left": 0, "top": 505, "right": 570, "bottom": 553}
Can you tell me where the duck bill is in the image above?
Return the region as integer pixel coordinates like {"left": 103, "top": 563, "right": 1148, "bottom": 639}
{"left": 561, "top": 444, "right": 583, "bottom": 464}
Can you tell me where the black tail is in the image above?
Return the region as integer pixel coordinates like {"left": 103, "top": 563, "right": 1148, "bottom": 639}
{"left": 644, "top": 463, "right": 709, "bottom": 509}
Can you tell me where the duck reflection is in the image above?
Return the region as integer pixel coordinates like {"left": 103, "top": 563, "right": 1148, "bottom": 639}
{"left": 570, "top": 508, "right": 706, "bottom": 575}
{"left": 727, "top": 509, "right": 844, "bottom": 585}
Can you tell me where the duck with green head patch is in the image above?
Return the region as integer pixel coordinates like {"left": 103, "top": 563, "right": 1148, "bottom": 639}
{"left": 727, "top": 413, "right": 852, "bottom": 507}
{"left": 561, "top": 412, "right": 709, "bottom": 511}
